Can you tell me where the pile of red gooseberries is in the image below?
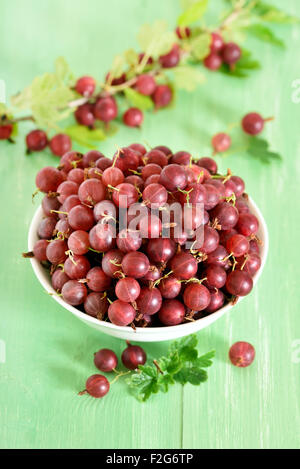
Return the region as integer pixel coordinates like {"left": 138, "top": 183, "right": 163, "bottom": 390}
{"left": 25, "top": 141, "right": 262, "bottom": 329}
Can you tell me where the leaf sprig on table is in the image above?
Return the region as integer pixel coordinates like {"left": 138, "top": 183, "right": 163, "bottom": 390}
{"left": 246, "top": 136, "right": 282, "bottom": 163}
{"left": 0, "top": 0, "right": 298, "bottom": 151}
{"left": 127, "top": 334, "right": 215, "bottom": 402}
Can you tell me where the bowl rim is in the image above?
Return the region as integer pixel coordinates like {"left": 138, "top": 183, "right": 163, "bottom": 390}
{"left": 28, "top": 196, "right": 269, "bottom": 336}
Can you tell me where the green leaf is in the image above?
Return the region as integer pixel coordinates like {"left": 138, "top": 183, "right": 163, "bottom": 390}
{"left": 169, "top": 334, "right": 198, "bottom": 354}
{"left": 54, "top": 57, "right": 75, "bottom": 85}
{"left": 244, "top": 24, "right": 285, "bottom": 48}
{"left": 124, "top": 49, "right": 139, "bottom": 68}
{"left": 174, "top": 366, "right": 208, "bottom": 385}
{"left": 96, "top": 120, "right": 119, "bottom": 137}
{"left": 138, "top": 365, "right": 157, "bottom": 378}
{"left": 172, "top": 65, "right": 205, "bottom": 91}
{"left": 126, "top": 334, "right": 214, "bottom": 401}
{"left": 124, "top": 88, "right": 154, "bottom": 111}
{"left": 65, "top": 125, "right": 106, "bottom": 148}
{"left": 237, "top": 49, "right": 261, "bottom": 69}
{"left": 142, "top": 380, "right": 160, "bottom": 401}
{"left": 128, "top": 372, "right": 149, "bottom": 387}
{"left": 137, "top": 20, "right": 176, "bottom": 60}
{"left": 109, "top": 55, "right": 126, "bottom": 81}
{"left": 178, "top": 346, "right": 198, "bottom": 362}
{"left": 179, "top": 334, "right": 198, "bottom": 350}
{"left": 247, "top": 137, "right": 282, "bottom": 164}
{"left": 159, "top": 352, "right": 182, "bottom": 375}
{"left": 253, "top": 1, "right": 300, "bottom": 24}
{"left": 157, "top": 373, "right": 175, "bottom": 392}
{"left": 195, "top": 350, "right": 215, "bottom": 368}
{"left": 126, "top": 372, "right": 159, "bottom": 402}
{"left": 178, "top": 0, "right": 209, "bottom": 27}
{"left": 0, "top": 103, "right": 8, "bottom": 115}
{"left": 11, "top": 122, "right": 18, "bottom": 138}
{"left": 190, "top": 32, "right": 211, "bottom": 60}
{"left": 11, "top": 86, "right": 32, "bottom": 110}
{"left": 180, "top": 0, "right": 200, "bottom": 9}
{"left": 11, "top": 59, "right": 77, "bottom": 128}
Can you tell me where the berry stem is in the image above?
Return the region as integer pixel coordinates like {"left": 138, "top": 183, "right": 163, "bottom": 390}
{"left": 107, "top": 77, "right": 138, "bottom": 94}
{"left": 219, "top": 0, "right": 247, "bottom": 31}
{"left": 153, "top": 360, "right": 164, "bottom": 375}
{"left": 22, "top": 251, "right": 34, "bottom": 258}
{"left": 6, "top": 115, "right": 35, "bottom": 124}
{"left": 110, "top": 370, "right": 131, "bottom": 385}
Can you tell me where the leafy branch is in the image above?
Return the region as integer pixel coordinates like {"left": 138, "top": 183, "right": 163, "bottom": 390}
{"left": 127, "top": 334, "right": 215, "bottom": 401}
{"left": 246, "top": 136, "right": 282, "bottom": 163}
{"left": 0, "top": 0, "right": 297, "bottom": 151}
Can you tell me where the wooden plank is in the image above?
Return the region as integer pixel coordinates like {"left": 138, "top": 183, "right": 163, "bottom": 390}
{"left": 182, "top": 0, "right": 300, "bottom": 449}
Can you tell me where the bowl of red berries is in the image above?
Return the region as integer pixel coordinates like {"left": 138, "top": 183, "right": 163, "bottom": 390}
{"left": 26, "top": 144, "right": 268, "bottom": 342}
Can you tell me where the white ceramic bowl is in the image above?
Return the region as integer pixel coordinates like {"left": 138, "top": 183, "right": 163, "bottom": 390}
{"left": 28, "top": 198, "right": 268, "bottom": 342}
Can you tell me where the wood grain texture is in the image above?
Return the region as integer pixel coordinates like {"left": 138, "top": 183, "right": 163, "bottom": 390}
{"left": 0, "top": 0, "right": 299, "bottom": 450}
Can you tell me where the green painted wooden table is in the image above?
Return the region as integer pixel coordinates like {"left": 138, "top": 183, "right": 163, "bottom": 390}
{"left": 0, "top": 0, "right": 299, "bottom": 450}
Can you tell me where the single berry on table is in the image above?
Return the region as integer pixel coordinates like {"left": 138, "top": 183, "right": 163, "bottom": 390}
{"left": 0, "top": 124, "right": 13, "bottom": 140}
{"left": 26, "top": 129, "right": 48, "bottom": 152}
{"left": 123, "top": 108, "right": 144, "bottom": 127}
{"left": 229, "top": 342, "right": 255, "bottom": 368}
{"left": 242, "top": 112, "right": 265, "bottom": 135}
{"left": 211, "top": 132, "right": 231, "bottom": 153}
{"left": 121, "top": 343, "right": 147, "bottom": 370}
{"left": 94, "top": 349, "right": 118, "bottom": 372}
{"left": 79, "top": 374, "right": 110, "bottom": 398}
